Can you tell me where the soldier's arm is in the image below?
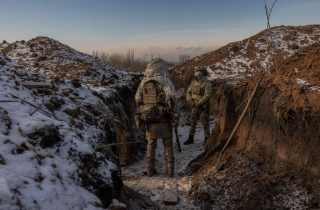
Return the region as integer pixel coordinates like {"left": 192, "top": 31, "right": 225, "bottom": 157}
{"left": 186, "top": 83, "right": 196, "bottom": 107}
{"left": 186, "top": 83, "right": 193, "bottom": 102}
{"left": 198, "top": 81, "right": 212, "bottom": 105}
{"left": 135, "top": 84, "right": 144, "bottom": 110}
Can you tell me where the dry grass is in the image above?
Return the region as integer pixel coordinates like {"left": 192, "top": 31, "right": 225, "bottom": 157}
{"left": 92, "top": 49, "right": 148, "bottom": 72}
{"left": 92, "top": 49, "right": 179, "bottom": 72}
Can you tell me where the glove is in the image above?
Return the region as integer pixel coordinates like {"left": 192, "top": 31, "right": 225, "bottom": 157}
{"left": 172, "top": 113, "right": 179, "bottom": 120}
{"left": 172, "top": 121, "right": 178, "bottom": 128}
{"left": 189, "top": 101, "right": 195, "bottom": 107}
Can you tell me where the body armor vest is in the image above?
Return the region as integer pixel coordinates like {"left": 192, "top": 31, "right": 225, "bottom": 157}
{"left": 143, "top": 81, "right": 163, "bottom": 104}
{"left": 140, "top": 80, "right": 169, "bottom": 122}
{"left": 190, "top": 80, "right": 205, "bottom": 101}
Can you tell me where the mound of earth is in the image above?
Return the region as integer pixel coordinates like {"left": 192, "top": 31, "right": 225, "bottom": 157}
{"left": 1, "top": 37, "right": 144, "bottom": 165}
{"left": 0, "top": 38, "right": 145, "bottom": 209}
{"left": 0, "top": 36, "right": 130, "bottom": 87}
{"left": 169, "top": 25, "right": 320, "bottom": 89}
{"left": 187, "top": 35, "right": 320, "bottom": 209}
{"left": 191, "top": 152, "right": 315, "bottom": 209}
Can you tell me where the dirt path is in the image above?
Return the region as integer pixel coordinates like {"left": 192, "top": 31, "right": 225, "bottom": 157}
{"left": 122, "top": 117, "right": 215, "bottom": 209}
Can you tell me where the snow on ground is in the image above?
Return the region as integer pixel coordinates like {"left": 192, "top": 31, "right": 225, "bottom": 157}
{"left": 180, "top": 25, "right": 320, "bottom": 84}
{"left": 0, "top": 52, "right": 129, "bottom": 209}
{"left": 295, "top": 78, "right": 320, "bottom": 92}
{"left": 122, "top": 112, "right": 216, "bottom": 209}
{"left": 0, "top": 37, "right": 133, "bottom": 87}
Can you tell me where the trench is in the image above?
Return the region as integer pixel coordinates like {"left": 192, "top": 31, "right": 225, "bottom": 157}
{"left": 112, "top": 73, "right": 320, "bottom": 209}
{"left": 93, "top": 77, "right": 320, "bottom": 209}
{"left": 113, "top": 74, "right": 216, "bottom": 209}
{"left": 186, "top": 79, "right": 320, "bottom": 209}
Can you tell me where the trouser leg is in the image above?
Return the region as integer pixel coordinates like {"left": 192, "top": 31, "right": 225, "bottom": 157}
{"left": 189, "top": 108, "right": 199, "bottom": 135}
{"left": 146, "top": 137, "right": 157, "bottom": 176}
{"left": 163, "top": 137, "right": 174, "bottom": 177}
{"left": 200, "top": 109, "right": 210, "bottom": 137}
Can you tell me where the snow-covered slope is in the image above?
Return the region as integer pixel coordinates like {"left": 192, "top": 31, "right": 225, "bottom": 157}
{"left": 0, "top": 38, "right": 139, "bottom": 209}
{"left": 171, "top": 25, "right": 320, "bottom": 84}
{"left": 0, "top": 36, "right": 131, "bottom": 86}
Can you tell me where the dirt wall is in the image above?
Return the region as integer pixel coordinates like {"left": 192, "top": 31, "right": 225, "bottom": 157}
{"left": 185, "top": 75, "right": 320, "bottom": 208}
{"left": 204, "top": 76, "right": 320, "bottom": 200}
{"left": 200, "top": 42, "right": 320, "bottom": 198}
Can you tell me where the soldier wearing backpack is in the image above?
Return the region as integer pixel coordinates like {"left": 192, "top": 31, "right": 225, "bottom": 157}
{"left": 184, "top": 66, "right": 212, "bottom": 145}
{"left": 135, "top": 58, "right": 177, "bottom": 177}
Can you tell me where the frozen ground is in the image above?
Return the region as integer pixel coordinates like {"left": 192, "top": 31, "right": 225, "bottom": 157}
{"left": 121, "top": 114, "right": 216, "bottom": 209}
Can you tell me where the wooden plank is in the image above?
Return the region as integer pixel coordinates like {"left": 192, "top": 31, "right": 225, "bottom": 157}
{"left": 163, "top": 178, "right": 178, "bottom": 205}
{"left": 21, "top": 82, "right": 53, "bottom": 89}
{"left": 0, "top": 100, "right": 20, "bottom": 102}
{"left": 31, "top": 88, "right": 53, "bottom": 94}
{"left": 30, "top": 88, "right": 52, "bottom": 91}
{"left": 20, "top": 82, "right": 53, "bottom": 94}
{"left": 10, "top": 94, "right": 61, "bottom": 121}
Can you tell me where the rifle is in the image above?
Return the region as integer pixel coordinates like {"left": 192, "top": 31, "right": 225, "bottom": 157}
{"left": 172, "top": 113, "right": 184, "bottom": 153}
{"left": 174, "top": 127, "right": 181, "bottom": 152}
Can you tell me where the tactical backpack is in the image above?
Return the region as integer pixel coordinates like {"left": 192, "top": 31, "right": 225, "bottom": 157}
{"left": 139, "top": 80, "right": 170, "bottom": 122}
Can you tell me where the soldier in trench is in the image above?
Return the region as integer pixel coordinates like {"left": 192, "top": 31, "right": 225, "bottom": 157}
{"left": 184, "top": 66, "right": 212, "bottom": 145}
{"left": 135, "top": 58, "right": 178, "bottom": 177}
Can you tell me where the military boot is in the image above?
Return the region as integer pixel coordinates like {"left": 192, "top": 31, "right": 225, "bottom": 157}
{"left": 167, "top": 167, "right": 174, "bottom": 177}
{"left": 147, "top": 168, "right": 157, "bottom": 177}
{"left": 184, "top": 135, "right": 194, "bottom": 145}
{"left": 203, "top": 137, "right": 208, "bottom": 146}
{"left": 146, "top": 159, "right": 156, "bottom": 177}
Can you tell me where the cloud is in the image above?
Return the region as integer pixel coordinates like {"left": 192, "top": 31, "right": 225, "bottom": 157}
{"left": 175, "top": 46, "right": 203, "bottom": 51}
{"left": 148, "top": 47, "right": 158, "bottom": 50}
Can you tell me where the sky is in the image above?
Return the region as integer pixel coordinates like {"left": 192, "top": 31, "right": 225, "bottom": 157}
{"left": 1, "top": 0, "right": 320, "bottom": 61}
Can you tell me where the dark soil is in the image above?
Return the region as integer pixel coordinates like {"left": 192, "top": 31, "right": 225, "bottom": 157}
{"left": 170, "top": 27, "right": 320, "bottom": 209}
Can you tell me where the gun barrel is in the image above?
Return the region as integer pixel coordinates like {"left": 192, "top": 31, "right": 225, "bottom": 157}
{"left": 174, "top": 128, "right": 181, "bottom": 152}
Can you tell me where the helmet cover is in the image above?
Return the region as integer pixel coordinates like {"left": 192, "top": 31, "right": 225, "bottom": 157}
{"left": 195, "top": 66, "right": 208, "bottom": 76}
{"left": 144, "top": 58, "right": 169, "bottom": 77}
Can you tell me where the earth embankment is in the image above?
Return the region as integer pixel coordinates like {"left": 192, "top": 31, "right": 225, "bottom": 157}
{"left": 187, "top": 42, "right": 320, "bottom": 209}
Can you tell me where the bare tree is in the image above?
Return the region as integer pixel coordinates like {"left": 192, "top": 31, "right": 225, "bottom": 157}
{"left": 92, "top": 49, "right": 147, "bottom": 72}
{"left": 264, "top": 0, "right": 279, "bottom": 73}
{"left": 125, "top": 48, "right": 134, "bottom": 67}
{"left": 179, "top": 54, "right": 191, "bottom": 64}
{"left": 92, "top": 50, "right": 98, "bottom": 57}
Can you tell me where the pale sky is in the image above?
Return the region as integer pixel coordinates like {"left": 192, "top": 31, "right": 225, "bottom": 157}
{"left": 1, "top": 0, "right": 320, "bottom": 61}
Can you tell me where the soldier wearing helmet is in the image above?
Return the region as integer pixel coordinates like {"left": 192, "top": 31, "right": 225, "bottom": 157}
{"left": 135, "top": 58, "right": 177, "bottom": 177}
{"left": 184, "top": 66, "right": 212, "bottom": 145}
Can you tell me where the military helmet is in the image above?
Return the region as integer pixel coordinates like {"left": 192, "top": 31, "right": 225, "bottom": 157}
{"left": 144, "top": 58, "right": 169, "bottom": 77}
{"left": 195, "top": 66, "right": 208, "bottom": 76}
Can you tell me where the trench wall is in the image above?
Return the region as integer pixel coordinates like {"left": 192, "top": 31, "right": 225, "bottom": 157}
{"left": 208, "top": 81, "right": 320, "bottom": 192}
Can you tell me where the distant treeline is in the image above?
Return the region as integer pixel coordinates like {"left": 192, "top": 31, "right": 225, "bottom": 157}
{"left": 92, "top": 49, "right": 147, "bottom": 72}
{"left": 92, "top": 49, "right": 191, "bottom": 72}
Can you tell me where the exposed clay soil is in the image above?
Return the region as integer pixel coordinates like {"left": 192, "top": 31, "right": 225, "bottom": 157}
{"left": 181, "top": 37, "right": 320, "bottom": 209}
{"left": 164, "top": 25, "right": 320, "bottom": 209}
{"left": 169, "top": 25, "right": 320, "bottom": 90}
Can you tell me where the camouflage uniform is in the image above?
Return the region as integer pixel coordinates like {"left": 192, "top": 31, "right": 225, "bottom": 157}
{"left": 135, "top": 58, "right": 177, "bottom": 177}
{"left": 184, "top": 67, "right": 212, "bottom": 144}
